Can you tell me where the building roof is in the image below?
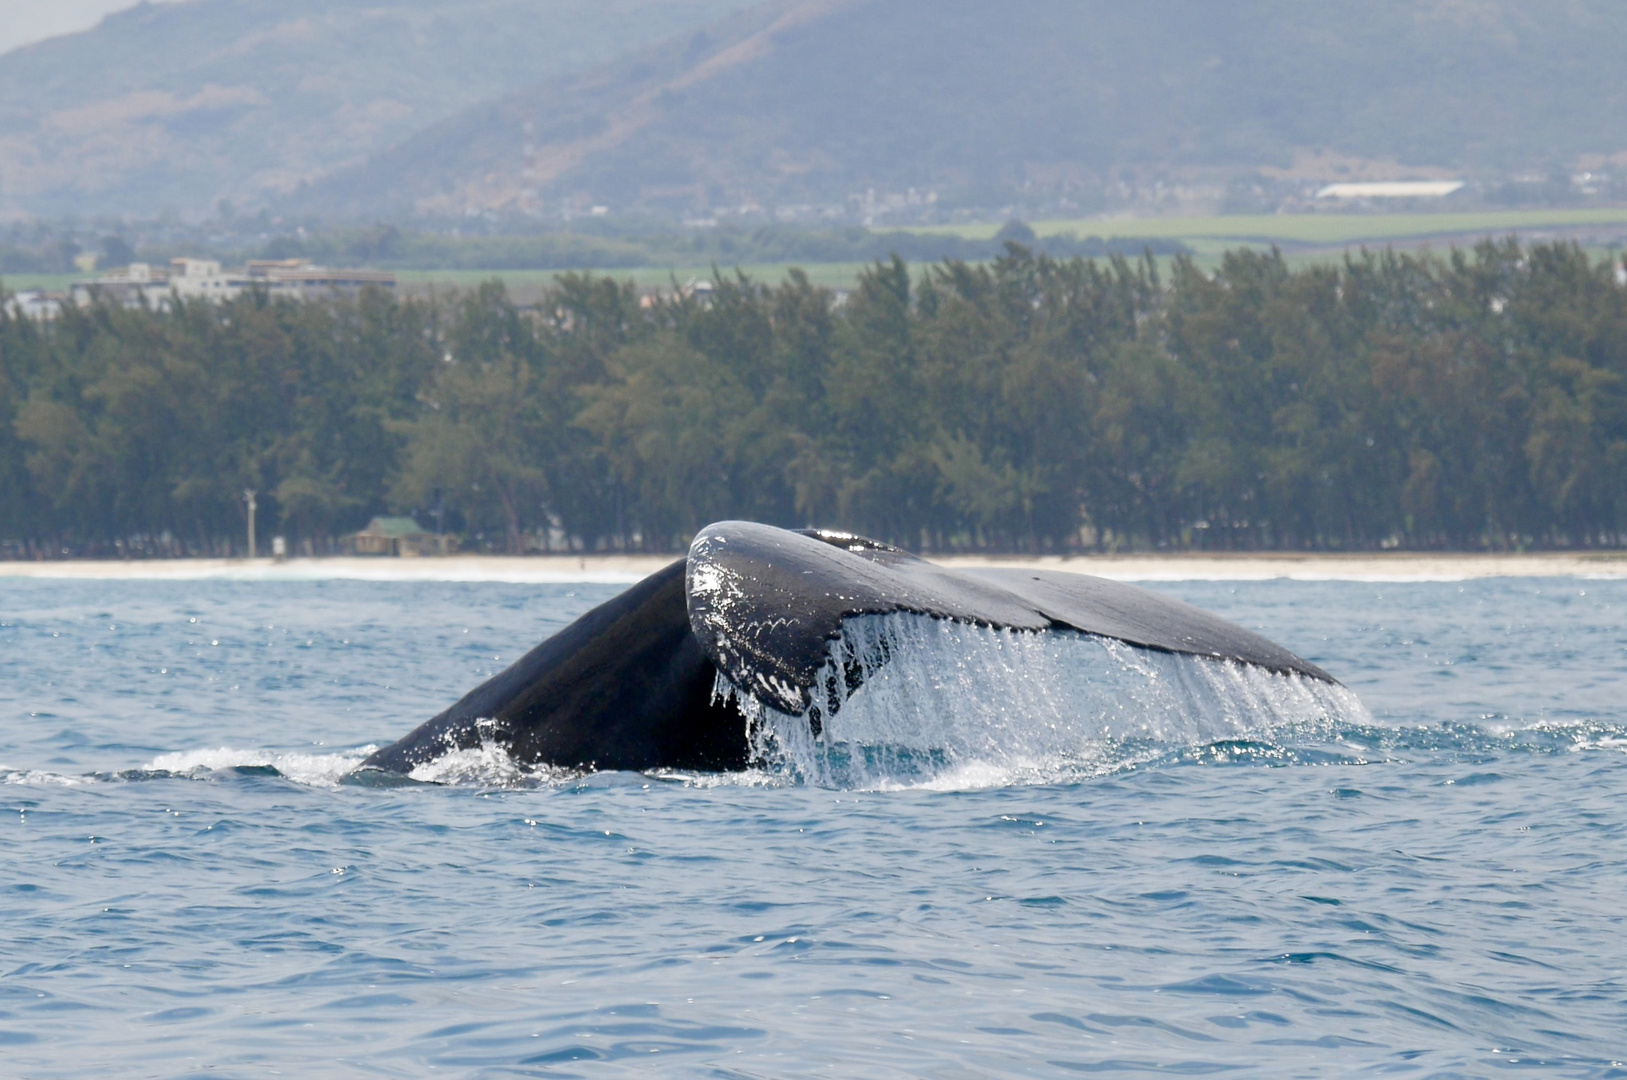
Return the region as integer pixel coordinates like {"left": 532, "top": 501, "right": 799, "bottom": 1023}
{"left": 354, "top": 516, "right": 431, "bottom": 538}
{"left": 273, "top": 268, "right": 396, "bottom": 286}
{"left": 1315, "top": 180, "right": 1465, "bottom": 199}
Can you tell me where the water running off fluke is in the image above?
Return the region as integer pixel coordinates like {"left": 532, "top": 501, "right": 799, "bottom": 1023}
{"left": 716, "top": 612, "right": 1369, "bottom": 789}
{"left": 357, "top": 521, "right": 1356, "bottom": 786}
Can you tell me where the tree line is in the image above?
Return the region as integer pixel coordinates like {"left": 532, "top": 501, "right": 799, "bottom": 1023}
{"left": 2, "top": 238, "right": 1625, "bottom": 557}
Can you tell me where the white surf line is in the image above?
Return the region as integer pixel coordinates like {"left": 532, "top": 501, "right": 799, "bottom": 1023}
{"left": 0, "top": 555, "right": 667, "bottom": 584}
{"left": 944, "top": 553, "right": 1627, "bottom": 583}
{"left": 0, "top": 553, "right": 1624, "bottom": 583}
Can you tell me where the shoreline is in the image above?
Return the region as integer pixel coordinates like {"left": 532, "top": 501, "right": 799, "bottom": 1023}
{"left": 1, "top": 551, "right": 1624, "bottom": 583}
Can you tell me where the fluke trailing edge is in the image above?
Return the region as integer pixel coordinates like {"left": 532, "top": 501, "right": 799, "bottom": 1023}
{"left": 359, "top": 521, "right": 1335, "bottom": 775}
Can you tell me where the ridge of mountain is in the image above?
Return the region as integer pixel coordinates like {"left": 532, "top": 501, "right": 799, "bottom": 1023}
{"left": 291, "top": 0, "right": 1627, "bottom": 221}
{"left": 289, "top": 0, "right": 824, "bottom": 219}
{"left": 0, "top": 0, "right": 758, "bottom": 218}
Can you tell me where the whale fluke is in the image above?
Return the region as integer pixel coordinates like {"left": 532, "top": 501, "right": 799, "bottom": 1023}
{"left": 359, "top": 521, "right": 1334, "bottom": 775}
{"left": 687, "top": 522, "right": 1331, "bottom": 717}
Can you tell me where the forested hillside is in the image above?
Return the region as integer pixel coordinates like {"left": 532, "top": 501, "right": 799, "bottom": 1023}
{"left": 3, "top": 240, "right": 1626, "bottom": 556}
{"left": 0, "top": 0, "right": 754, "bottom": 218}
{"left": 297, "top": 0, "right": 1627, "bottom": 219}
{"left": 5, "top": 0, "right": 1626, "bottom": 221}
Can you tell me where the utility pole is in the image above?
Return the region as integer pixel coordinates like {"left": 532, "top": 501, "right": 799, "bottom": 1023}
{"left": 431, "top": 487, "right": 445, "bottom": 555}
{"left": 243, "top": 489, "right": 257, "bottom": 560}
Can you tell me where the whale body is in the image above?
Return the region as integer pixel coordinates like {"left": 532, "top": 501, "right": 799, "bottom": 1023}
{"left": 358, "top": 521, "right": 1334, "bottom": 775}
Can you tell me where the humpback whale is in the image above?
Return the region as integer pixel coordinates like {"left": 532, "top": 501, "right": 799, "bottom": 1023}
{"left": 359, "top": 521, "right": 1334, "bottom": 775}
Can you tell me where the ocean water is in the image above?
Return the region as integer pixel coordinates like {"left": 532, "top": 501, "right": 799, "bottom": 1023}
{"left": 1, "top": 574, "right": 1624, "bottom": 1078}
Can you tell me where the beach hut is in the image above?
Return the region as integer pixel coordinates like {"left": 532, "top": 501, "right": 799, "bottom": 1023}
{"left": 348, "top": 516, "right": 445, "bottom": 556}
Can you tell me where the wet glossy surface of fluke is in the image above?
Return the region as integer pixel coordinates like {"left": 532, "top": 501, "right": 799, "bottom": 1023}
{"left": 688, "top": 522, "right": 1333, "bottom": 717}
{"left": 362, "top": 521, "right": 1336, "bottom": 774}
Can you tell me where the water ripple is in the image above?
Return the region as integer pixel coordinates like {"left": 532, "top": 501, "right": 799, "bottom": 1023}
{"left": 1, "top": 578, "right": 1626, "bottom": 1076}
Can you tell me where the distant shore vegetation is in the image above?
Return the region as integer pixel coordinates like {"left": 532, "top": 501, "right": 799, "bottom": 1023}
{"left": 2, "top": 239, "right": 1626, "bottom": 556}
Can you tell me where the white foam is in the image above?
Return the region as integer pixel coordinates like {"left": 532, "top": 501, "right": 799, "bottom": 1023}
{"left": 0, "top": 766, "right": 88, "bottom": 786}
{"left": 0, "top": 557, "right": 660, "bottom": 584}
{"left": 405, "top": 739, "right": 582, "bottom": 787}
{"left": 720, "top": 613, "right": 1370, "bottom": 790}
{"left": 946, "top": 556, "right": 1627, "bottom": 583}
{"left": 2, "top": 554, "right": 1620, "bottom": 584}
{"left": 146, "top": 745, "right": 376, "bottom": 788}
{"left": 647, "top": 767, "right": 793, "bottom": 789}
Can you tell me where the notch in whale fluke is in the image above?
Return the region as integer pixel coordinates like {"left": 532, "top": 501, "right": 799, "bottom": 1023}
{"left": 357, "top": 521, "right": 1335, "bottom": 777}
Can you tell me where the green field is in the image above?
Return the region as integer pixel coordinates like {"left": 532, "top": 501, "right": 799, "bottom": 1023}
{"left": 394, "top": 262, "right": 874, "bottom": 296}
{"left": 0, "top": 272, "right": 80, "bottom": 293}
{"left": 11, "top": 212, "right": 1624, "bottom": 302}
{"left": 399, "top": 214, "right": 1627, "bottom": 293}
{"left": 908, "top": 208, "right": 1627, "bottom": 247}
{"left": 397, "top": 242, "right": 1627, "bottom": 294}
{"left": 3, "top": 264, "right": 875, "bottom": 300}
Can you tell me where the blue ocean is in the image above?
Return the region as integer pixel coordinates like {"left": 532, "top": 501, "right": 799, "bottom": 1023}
{"left": 2, "top": 573, "right": 1624, "bottom": 1077}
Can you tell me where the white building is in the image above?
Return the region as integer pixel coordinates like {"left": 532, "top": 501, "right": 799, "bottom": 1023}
{"left": 245, "top": 259, "right": 397, "bottom": 299}
{"left": 4, "top": 290, "right": 64, "bottom": 320}
{"left": 68, "top": 261, "right": 173, "bottom": 308}
{"left": 1315, "top": 180, "right": 1465, "bottom": 200}
{"left": 67, "top": 258, "right": 395, "bottom": 311}
{"left": 168, "top": 258, "right": 250, "bottom": 300}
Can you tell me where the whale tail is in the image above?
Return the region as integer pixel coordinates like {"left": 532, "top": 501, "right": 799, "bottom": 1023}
{"left": 359, "top": 522, "right": 1337, "bottom": 776}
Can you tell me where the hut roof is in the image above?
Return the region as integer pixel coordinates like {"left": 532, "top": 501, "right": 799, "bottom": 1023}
{"left": 354, "top": 516, "right": 430, "bottom": 539}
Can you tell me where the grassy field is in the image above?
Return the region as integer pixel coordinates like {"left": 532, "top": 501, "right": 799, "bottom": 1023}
{"left": 393, "top": 262, "right": 874, "bottom": 297}
{"left": 397, "top": 242, "right": 1627, "bottom": 293}
{"left": 8, "top": 212, "right": 1623, "bottom": 301}
{"left": 907, "top": 208, "right": 1627, "bottom": 246}
{"left": 0, "top": 272, "right": 80, "bottom": 292}
{"left": 2, "top": 264, "right": 874, "bottom": 300}
{"left": 340, "top": 212, "right": 1627, "bottom": 295}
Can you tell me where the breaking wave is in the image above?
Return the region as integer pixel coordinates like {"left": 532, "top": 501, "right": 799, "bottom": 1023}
{"left": 0, "top": 747, "right": 374, "bottom": 789}
{"left": 143, "top": 746, "right": 375, "bottom": 787}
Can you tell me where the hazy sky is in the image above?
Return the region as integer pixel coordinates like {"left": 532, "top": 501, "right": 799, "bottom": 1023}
{"left": 0, "top": 0, "right": 186, "bottom": 58}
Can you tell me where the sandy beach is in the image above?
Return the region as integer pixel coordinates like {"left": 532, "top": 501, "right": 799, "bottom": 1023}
{"left": 1, "top": 551, "right": 1623, "bottom": 583}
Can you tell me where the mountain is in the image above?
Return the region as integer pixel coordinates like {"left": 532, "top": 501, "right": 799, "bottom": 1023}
{"left": 0, "top": 0, "right": 757, "bottom": 218}
{"left": 292, "top": 0, "right": 1627, "bottom": 220}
